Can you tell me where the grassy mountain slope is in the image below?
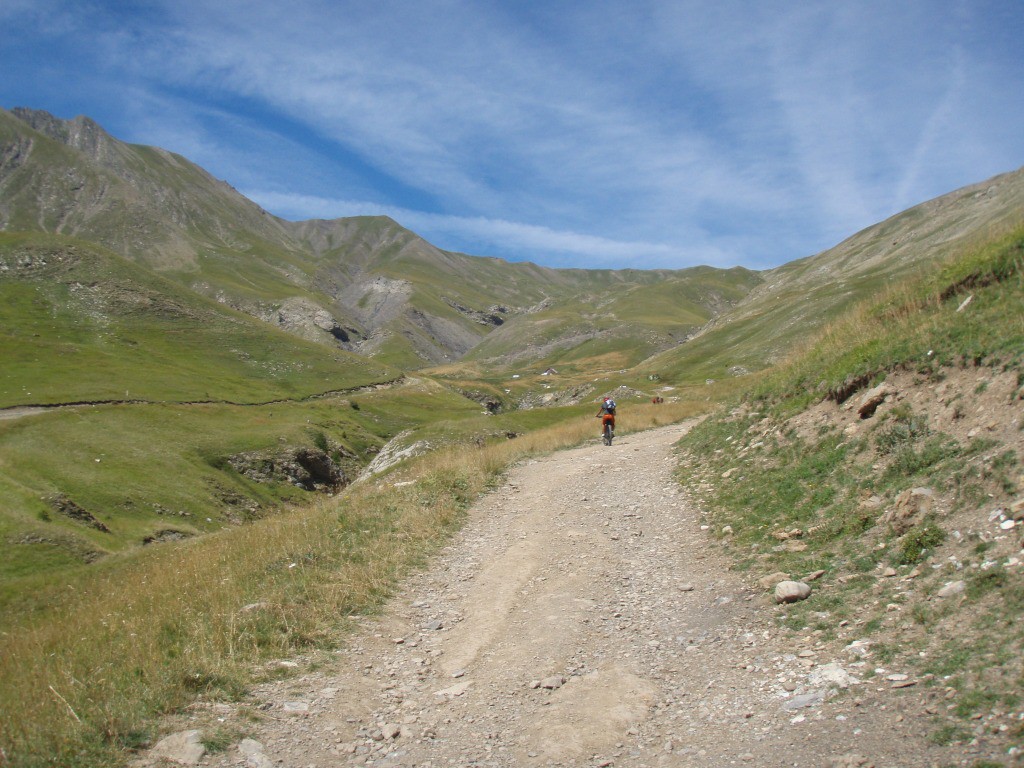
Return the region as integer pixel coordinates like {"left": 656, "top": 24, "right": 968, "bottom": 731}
{"left": 0, "top": 228, "right": 417, "bottom": 591}
{"left": 0, "top": 231, "right": 396, "bottom": 407}
{"left": 0, "top": 376, "right": 486, "bottom": 589}
{"left": 0, "top": 108, "right": 298, "bottom": 272}
{"left": 641, "top": 167, "right": 1024, "bottom": 386}
{"left": 463, "top": 265, "right": 761, "bottom": 373}
{"left": 678, "top": 226, "right": 1024, "bottom": 753}
{"left": 0, "top": 108, "right": 761, "bottom": 370}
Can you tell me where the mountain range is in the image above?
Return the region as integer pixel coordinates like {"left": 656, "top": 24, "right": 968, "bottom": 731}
{"left": 4, "top": 106, "right": 1022, "bottom": 390}
{"left": 0, "top": 107, "right": 758, "bottom": 375}
{"left": 4, "top": 106, "right": 1023, "bottom": 768}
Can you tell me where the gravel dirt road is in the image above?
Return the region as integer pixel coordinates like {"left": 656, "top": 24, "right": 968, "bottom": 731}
{"left": 193, "top": 422, "right": 966, "bottom": 768}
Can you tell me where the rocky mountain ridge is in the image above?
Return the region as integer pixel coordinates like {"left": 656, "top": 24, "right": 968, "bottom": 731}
{"left": 3, "top": 107, "right": 1022, "bottom": 381}
{"left": 0, "top": 107, "right": 758, "bottom": 371}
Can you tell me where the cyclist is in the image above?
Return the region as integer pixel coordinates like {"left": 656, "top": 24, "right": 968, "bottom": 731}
{"left": 596, "top": 397, "right": 616, "bottom": 440}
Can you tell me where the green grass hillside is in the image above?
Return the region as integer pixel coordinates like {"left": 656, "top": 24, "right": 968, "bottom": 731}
{"left": 641, "top": 168, "right": 1024, "bottom": 387}
{"left": 461, "top": 265, "right": 761, "bottom": 373}
{"left": 0, "top": 374, "right": 494, "bottom": 596}
{"left": 677, "top": 225, "right": 1024, "bottom": 752}
{"left": 0, "top": 229, "right": 416, "bottom": 591}
{"left": 0, "top": 232, "right": 396, "bottom": 407}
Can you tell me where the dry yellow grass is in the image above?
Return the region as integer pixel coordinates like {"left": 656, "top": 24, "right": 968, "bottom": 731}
{"left": 756, "top": 222, "right": 1024, "bottom": 404}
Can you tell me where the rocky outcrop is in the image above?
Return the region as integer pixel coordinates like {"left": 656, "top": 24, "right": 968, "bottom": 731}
{"left": 358, "top": 431, "right": 430, "bottom": 480}
{"left": 458, "top": 389, "right": 505, "bottom": 413}
{"left": 263, "top": 296, "right": 362, "bottom": 349}
{"left": 879, "top": 487, "right": 936, "bottom": 535}
{"left": 142, "top": 529, "right": 193, "bottom": 545}
{"left": 516, "top": 383, "right": 595, "bottom": 410}
{"left": 855, "top": 382, "right": 895, "bottom": 418}
{"left": 227, "top": 447, "right": 346, "bottom": 492}
{"left": 48, "top": 493, "right": 109, "bottom": 532}
{"left": 340, "top": 276, "right": 413, "bottom": 327}
{"left": 444, "top": 298, "right": 509, "bottom": 327}
{"left": 147, "top": 730, "right": 205, "bottom": 766}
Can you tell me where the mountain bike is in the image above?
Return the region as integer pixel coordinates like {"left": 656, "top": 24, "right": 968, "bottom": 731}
{"left": 602, "top": 420, "right": 614, "bottom": 446}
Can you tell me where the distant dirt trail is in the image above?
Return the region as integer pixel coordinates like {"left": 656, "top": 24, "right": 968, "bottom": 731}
{"left": 0, "top": 378, "right": 408, "bottom": 422}
{"left": 191, "top": 423, "right": 954, "bottom": 768}
{"left": 0, "top": 406, "right": 48, "bottom": 421}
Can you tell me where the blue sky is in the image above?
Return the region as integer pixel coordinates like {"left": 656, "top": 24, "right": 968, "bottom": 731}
{"left": 2, "top": 1, "right": 1022, "bottom": 270}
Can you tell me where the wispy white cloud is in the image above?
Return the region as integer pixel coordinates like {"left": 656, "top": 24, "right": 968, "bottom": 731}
{"left": 3, "top": 0, "right": 1023, "bottom": 269}
{"left": 245, "top": 189, "right": 714, "bottom": 268}
{"left": 115, "top": 3, "right": 785, "bottom": 225}
{"left": 893, "top": 46, "right": 969, "bottom": 211}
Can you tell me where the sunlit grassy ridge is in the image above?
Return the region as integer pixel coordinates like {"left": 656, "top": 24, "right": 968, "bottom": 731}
{"left": 754, "top": 225, "right": 1024, "bottom": 408}
{"left": 682, "top": 224, "right": 1024, "bottom": 570}
{"left": 643, "top": 169, "right": 1024, "bottom": 387}
{"left": 0, "top": 399, "right": 702, "bottom": 767}
{"left": 677, "top": 225, "right": 1024, "bottom": 745}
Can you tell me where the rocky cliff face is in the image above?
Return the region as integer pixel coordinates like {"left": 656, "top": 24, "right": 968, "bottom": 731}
{"left": 11, "top": 108, "right": 116, "bottom": 165}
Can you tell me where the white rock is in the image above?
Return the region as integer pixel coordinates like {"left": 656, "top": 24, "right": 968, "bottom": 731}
{"left": 540, "top": 675, "right": 565, "bottom": 690}
{"left": 774, "top": 581, "right": 812, "bottom": 604}
{"left": 434, "top": 680, "right": 472, "bottom": 698}
{"left": 782, "top": 691, "right": 826, "bottom": 711}
{"left": 239, "top": 739, "right": 274, "bottom": 768}
{"left": 238, "top": 738, "right": 264, "bottom": 756}
{"left": 809, "top": 662, "right": 857, "bottom": 690}
{"left": 150, "top": 730, "right": 205, "bottom": 766}
{"left": 936, "top": 580, "right": 966, "bottom": 598}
